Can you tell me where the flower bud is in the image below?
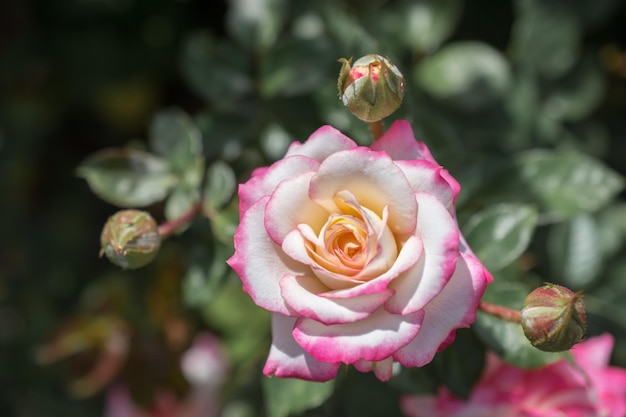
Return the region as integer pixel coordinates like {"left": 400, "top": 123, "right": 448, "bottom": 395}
{"left": 100, "top": 210, "right": 161, "bottom": 269}
{"left": 520, "top": 284, "right": 586, "bottom": 352}
{"left": 337, "top": 54, "right": 405, "bottom": 122}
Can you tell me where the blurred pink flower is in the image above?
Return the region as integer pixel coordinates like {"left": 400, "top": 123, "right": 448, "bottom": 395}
{"left": 227, "top": 120, "right": 491, "bottom": 381}
{"left": 402, "top": 333, "right": 626, "bottom": 417}
{"left": 105, "top": 333, "right": 228, "bottom": 417}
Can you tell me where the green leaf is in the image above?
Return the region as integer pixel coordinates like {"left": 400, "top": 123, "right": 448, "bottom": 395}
{"left": 260, "top": 124, "right": 293, "bottom": 160}
{"left": 263, "top": 377, "right": 335, "bottom": 417}
{"left": 200, "top": 279, "right": 271, "bottom": 365}
{"left": 149, "top": 108, "right": 203, "bottom": 174}
{"left": 382, "top": 0, "right": 462, "bottom": 53}
{"left": 476, "top": 311, "right": 563, "bottom": 369}
{"left": 510, "top": 0, "right": 581, "bottom": 78}
{"left": 463, "top": 203, "right": 538, "bottom": 271}
{"left": 595, "top": 203, "right": 626, "bottom": 258}
{"left": 180, "top": 31, "right": 252, "bottom": 106}
{"left": 322, "top": 4, "right": 379, "bottom": 56}
{"left": 473, "top": 283, "right": 562, "bottom": 368}
{"left": 203, "top": 161, "right": 237, "bottom": 214}
{"left": 505, "top": 70, "right": 540, "bottom": 150}
{"left": 482, "top": 150, "right": 624, "bottom": 219}
{"left": 77, "top": 148, "right": 177, "bottom": 207}
{"left": 548, "top": 214, "right": 603, "bottom": 288}
{"left": 210, "top": 208, "right": 239, "bottom": 247}
{"left": 414, "top": 41, "right": 510, "bottom": 112}
{"left": 199, "top": 111, "right": 256, "bottom": 160}
{"left": 183, "top": 156, "right": 205, "bottom": 190}
{"left": 543, "top": 53, "right": 605, "bottom": 122}
{"left": 259, "top": 38, "right": 337, "bottom": 97}
{"left": 226, "top": 0, "right": 286, "bottom": 51}
{"left": 164, "top": 186, "right": 200, "bottom": 231}
{"left": 588, "top": 257, "right": 626, "bottom": 342}
{"left": 182, "top": 241, "right": 232, "bottom": 308}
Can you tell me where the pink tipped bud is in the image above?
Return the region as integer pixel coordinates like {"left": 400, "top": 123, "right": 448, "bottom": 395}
{"left": 337, "top": 54, "right": 405, "bottom": 122}
{"left": 100, "top": 210, "right": 161, "bottom": 269}
{"left": 521, "top": 284, "right": 587, "bottom": 352}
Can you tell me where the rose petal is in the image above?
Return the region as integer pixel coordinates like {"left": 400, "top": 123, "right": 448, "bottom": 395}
{"left": 393, "top": 251, "right": 491, "bottom": 367}
{"left": 281, "top": 224, "right": 421, "bottom": 294}
{"left": 386, "top": 193, "right": 460, "bottom": 315}
{"left": 332, "top": 191, "right": 397, "bottom": 276}
{"left": 281, "top": 227, "right": 367, "bottom": 289}
{"left": 284, "top": 125, "right": 358, "bottom": 161}
{"left": 394, "top": 159, "right": 459, "bottom": 213}
{"left": 353, "top": 357, "right": 395, "bottom": 382}
{"left": 598, "top": 367, "right": 626, "bottom": 417}
{"left": 280, "top": 274, "right": 395, "bottom": 325}
{"left": 264, "top": 171, "right": 329, "bottom": 245}
{"left": 263, "top": 314, "right": 340, "bottom": 382}
{"left": 438, "top": 168, "right": 461, "bottom": 206}
{"left": 316, "top": 235, "right": 423, "bottom": 298}
{"left": 293, "top": 308, "right": 424, "bottom": 364}
{"left": 227, "top": 196, "right": 303, "bottom": 315}
{"left": 370, "top": 119, "right": 436, "bottom": 163}
{"left": 571, "top": 333, "right": 613, "bottom": 370}
{"left": 309, "top": 147, "right": 418, "bottom": 234}
{"left": 239, "top": 155, "right": 320, "bottom": 216}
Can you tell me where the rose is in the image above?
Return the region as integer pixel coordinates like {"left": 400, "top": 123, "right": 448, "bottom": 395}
{"left": 402, "top": 334, "right": 626, "bottom": 417}
{"left": 227, "top": 120, "right": 492, "bottom": 382}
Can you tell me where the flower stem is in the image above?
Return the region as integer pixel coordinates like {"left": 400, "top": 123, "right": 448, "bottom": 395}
{"left": 158, "top": 202, "right": 202, "bottom": 240}
{"left": 479, "top": 301, "right": 522, "bottom": 323}
{"left": 369, "top": 120, "right": 384, "bottom": 140}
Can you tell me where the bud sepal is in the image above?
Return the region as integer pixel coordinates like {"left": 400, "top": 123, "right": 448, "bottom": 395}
{"left": 100, "top": 210, "right": 161, "bottom": 269}
{"left": 337, "top": 54, "right": 405, "bottom": 122}
{"left": 521, "top": 283, "right": 587, "bottom": 352}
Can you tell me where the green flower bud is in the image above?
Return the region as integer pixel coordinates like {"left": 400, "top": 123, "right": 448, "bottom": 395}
{"left": 520, "top": 284, "right": 587, "bottom": 352}
{"left": 100, "top": 210, "right": 161, "bottom": 269}
{"left": 337, "top": 54, "right": 405, "bottom": 122}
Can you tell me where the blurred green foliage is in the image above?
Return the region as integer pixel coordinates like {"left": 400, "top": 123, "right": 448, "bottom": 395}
{"left": 2, "top": 0, "right": 626, "bottom": 416}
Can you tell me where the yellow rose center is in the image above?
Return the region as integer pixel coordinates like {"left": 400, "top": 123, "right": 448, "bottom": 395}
{"left": 324, "top": 214, "right": 368, "bottom": 269}
{"left": 299, "top": 191, "right": 398, "bottom": 290}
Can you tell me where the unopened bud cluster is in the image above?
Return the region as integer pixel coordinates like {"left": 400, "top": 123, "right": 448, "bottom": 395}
{"left": 100, "top": 210, "right": 161, "bottom": 269}
{"left": 337, "top": 54, "right": 405, "bottom": 122}
{"left": 521, "top": 284, "right": 586, "bottom": 352}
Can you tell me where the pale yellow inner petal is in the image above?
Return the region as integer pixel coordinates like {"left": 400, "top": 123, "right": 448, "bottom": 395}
{"left": 299, "top": 190, "right": 399, "bottom": 289}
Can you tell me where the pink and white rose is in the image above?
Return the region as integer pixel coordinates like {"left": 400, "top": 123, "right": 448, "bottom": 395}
{"left": 402, "top": 333, "right": 626, "bottom": 417}
{"left": 227, "top": 120, "right": 492, "bottom": 382}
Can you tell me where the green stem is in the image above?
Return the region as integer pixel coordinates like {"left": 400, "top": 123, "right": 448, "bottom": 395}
{"left": 158, "top": 202, "right": 202, "bottom": 240}
{"left": 369, "top": 120, "right": 384, "bottom": 140}
{"left": 479, "top": 301, "right": 522, "bottom": 323}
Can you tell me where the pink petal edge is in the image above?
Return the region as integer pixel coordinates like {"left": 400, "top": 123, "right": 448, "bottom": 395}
{"left": 227, "top": 196, "right": 299, "bottom": 316}
{"left": 371, "top": 119, "right": 436, "bottom": 163}
{"left": 284, "top": 125, "right": 358, "bottom": 161}
{"left": 309, "top": 147, "right": 418, "bottom": 235}
{"left": 263, "top": 313, "right": 340, "bottom": 382}
{"left": 386, "top": 192, "right": 460, "bottom": 315}
{"left": 293, "top": 308, "right": 424, "bottom": 364}
{"left": 393, "top": 251, "right": 490, "bottom": 367}
{"left": 279, "top": 273, "right": 395, "bottom": 325}
{"left": 239, "top": 155, "right": 320, "bottom": 216}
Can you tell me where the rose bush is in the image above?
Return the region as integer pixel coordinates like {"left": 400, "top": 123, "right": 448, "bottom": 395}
{"left": 227, "top": 120, "right": 492, "bottom": 381}
{"left": 402, "top": 334, "right": 626, "bottom": 417}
